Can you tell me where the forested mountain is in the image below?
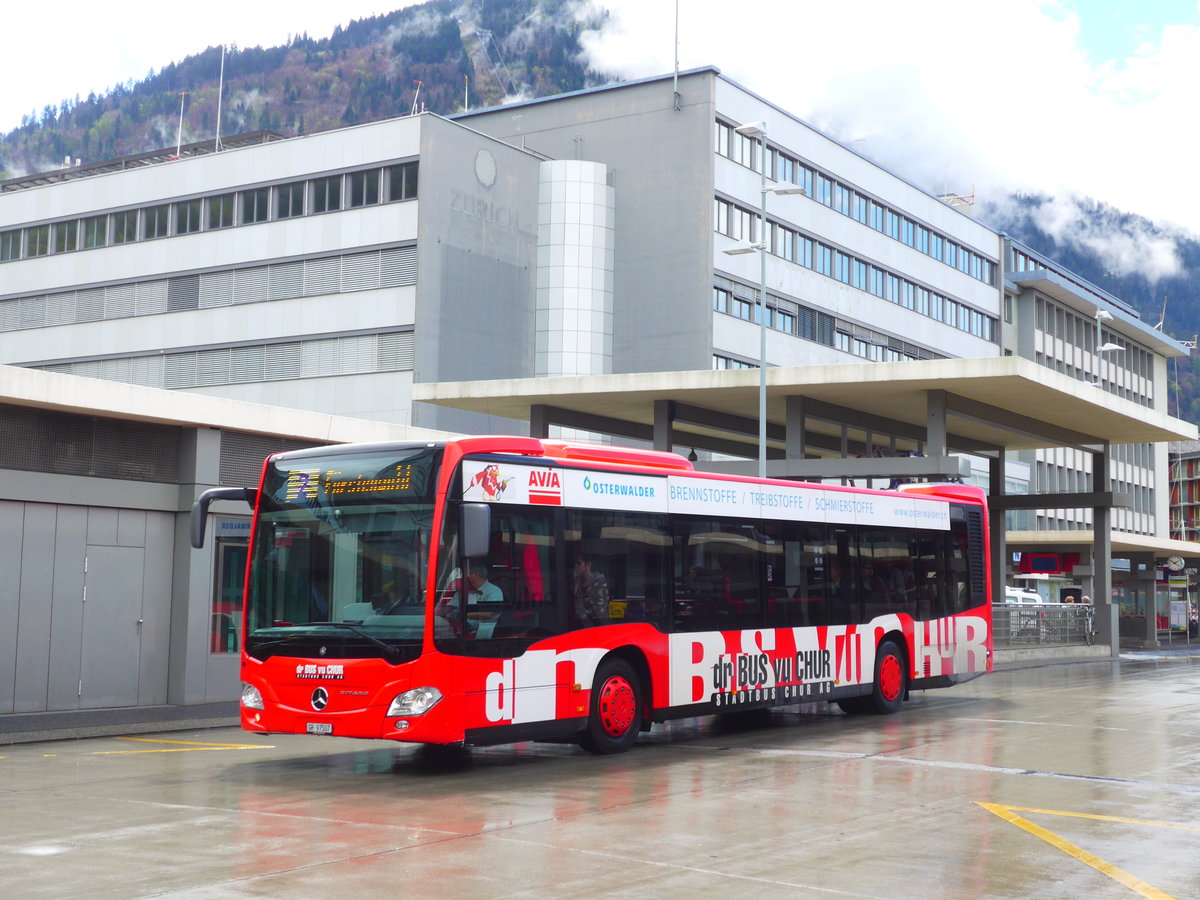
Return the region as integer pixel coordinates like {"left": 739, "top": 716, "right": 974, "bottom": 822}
{"left": 0, "top": 0, "right": 603, "bottom": 173}
{"left": 2, "top": 0, "right": 1196, "bottom": 425}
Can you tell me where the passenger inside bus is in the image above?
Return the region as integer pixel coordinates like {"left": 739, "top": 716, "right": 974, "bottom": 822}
{"left": 573, "top": 553, "right": 612, "bottom": 626}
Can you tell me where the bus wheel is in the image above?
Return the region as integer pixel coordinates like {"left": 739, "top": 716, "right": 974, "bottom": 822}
{"left": 871, "top": 640, "right": 907, "bottom": 714}
{"left": 580, "top": 658, "right": 641, "bottom": 754}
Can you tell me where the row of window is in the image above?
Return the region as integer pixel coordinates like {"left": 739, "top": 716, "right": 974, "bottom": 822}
{"left": 712, "top": 287, "right": 797, "bottom": 334}
{"left": 712, "top": 353, "right": 757, "bottom": 370}
{"left": 36, "top": 330, "right": 415, "bottom": 389}
{"left": 712, "top": 281, "right": 939, "bottom": 364}
{"left": 0, "top": 246, "right": 417, "bottom": 332}
{"left": 1034, "top": 295, "right": 1152, "bottom": 406}
{"left": 716, "top": 196, "right": 998, "bottom": 343}
{"left": 716, "top": 120, "right": 997, "bottom": 286}
{"left": 0, "top": 162, "right": 418, "bottom": 262}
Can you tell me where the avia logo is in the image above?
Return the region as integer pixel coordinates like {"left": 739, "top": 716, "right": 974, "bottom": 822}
{"left": 465, "top": 464, "right": 512, "bottom": 501}
{"left": 528, "top": 469, "right": 562, "bottom": 505}
{"left": 311, "top": 687, "right": 329, "bottom": 711}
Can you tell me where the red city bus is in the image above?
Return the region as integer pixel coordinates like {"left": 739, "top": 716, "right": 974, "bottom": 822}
{"left": 192, "top": 435, "right": 991, "bottom": 754}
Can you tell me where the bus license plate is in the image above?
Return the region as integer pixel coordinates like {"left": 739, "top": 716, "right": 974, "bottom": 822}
{"left": 306, "top": 722, "right": 333, "bottom": 735}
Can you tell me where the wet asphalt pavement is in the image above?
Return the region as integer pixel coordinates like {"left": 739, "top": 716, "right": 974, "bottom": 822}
{"left": 2, "top": 653, "right": 1199, "bottom": 899}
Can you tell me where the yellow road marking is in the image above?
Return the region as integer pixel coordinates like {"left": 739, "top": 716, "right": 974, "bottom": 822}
{"left": 977, "top": 802, "right": 1179, "bottom": 900}
{"left": 1000, "top": 806, "right": 1200, "bottom": 834}
{"left": 92, "top": 737, "right": 274, "bottom": 755}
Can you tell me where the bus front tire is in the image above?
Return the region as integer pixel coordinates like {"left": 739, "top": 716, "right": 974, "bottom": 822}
{"left": 580, "top": 658, "right": 641, "bottom": 755}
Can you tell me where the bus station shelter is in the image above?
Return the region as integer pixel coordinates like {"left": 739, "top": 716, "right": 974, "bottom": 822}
{"left": 414, "top": 356, "right": 1200, "bottom": 656}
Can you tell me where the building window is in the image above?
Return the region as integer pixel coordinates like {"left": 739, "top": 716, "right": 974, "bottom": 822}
{"left": 715, "top": 120, "right": 732, "bottom": 156}
{"left": 311, "top": 175, "right": 342, "bottom": 213}
{"left": 348, "top": 170, "right": 380, "bottom": 208}
{"left": 25, "top": 224, "right": 50, "bottom": 257}
{"left": 175, "top": 199, "right": 202, "bottom": 235}
{"left": 52, "top": 220, "right": 78, "bottom": 254}
{"left": 241, "top": 188, "right": 269, "bottom": 224}
{"left": 112, "top": 210, "right": 138, "bottom": 244}
{"left": 386, "top": 162, "right": 418, "bottom": 201}
{"left": 208, "top": 193, "right": 236, "bottom": 229}
{"left": 275, "top": 182, "right": 305, "bottom": 219}
{"left": 142, "top": 205, "right": 170, "bottom": 239}
{"left": 0, "top": 230, "right": 18, "bottom": 261}
{"left": 83, "top": 215, "right": 107, "bottom": 249}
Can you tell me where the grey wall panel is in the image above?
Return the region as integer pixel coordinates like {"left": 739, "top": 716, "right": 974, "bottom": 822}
{"left": 412, "top": 117, "right": 540, "bottom": 432}
{"left": 437, "top": 247, "right": 530, "bottom": 382}
{"left": 87, "top": 508, "right": 119, "bottom": 545}
{"left": 0, "top": 469, "right": 180, "bottom": 512}
{"left": 117, "top": 509, "right": 148, "bottom": 547}
{"left": 0, "top": 501, "right": 24, "bottom": 714}
{"left": 170, "top": 513, "right": 215, "bottom": 705}
{"left": 14, "top": 504, "right": 56, "bottom": 712}
{"left": 46, "top": 506, "right": 87, "bottom": 710}
{"left": 139, "top": 511, "right": 174, "bottom": 706}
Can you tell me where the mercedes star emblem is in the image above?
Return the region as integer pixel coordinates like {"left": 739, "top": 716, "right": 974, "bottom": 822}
{"left": 311, "top": 687, "right": 329, "bottom": 711}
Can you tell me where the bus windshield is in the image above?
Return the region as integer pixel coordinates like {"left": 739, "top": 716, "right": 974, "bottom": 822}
{"left": 245, "top": 445, "right": 442, "bottom": 660}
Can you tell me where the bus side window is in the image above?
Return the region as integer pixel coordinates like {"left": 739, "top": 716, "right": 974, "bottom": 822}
{"left": 484, "top": 509, "right": 561, "bottom": 640}
{"left": 772, "top": 521, "right": 829, "bottom": 628}
{"left": 566, "top": 509, "right": 670, "bottom": 629}
{"left": 671, "top": 516, "right": 761, "bottom": 631}
{"left": 826, "top": 528, "right": 860, "bottom": 626}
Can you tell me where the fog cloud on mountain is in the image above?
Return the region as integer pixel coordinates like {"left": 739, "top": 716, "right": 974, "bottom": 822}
{"left": 576, "top": 0, "right": 1198, "bottom": 280}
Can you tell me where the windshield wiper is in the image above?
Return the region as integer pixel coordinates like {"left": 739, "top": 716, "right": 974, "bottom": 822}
{"left": 306, "top": 621, "right": 405, "bottom": 659}
{"left": 249, "top": 623, "right": 404, "bottom": 659}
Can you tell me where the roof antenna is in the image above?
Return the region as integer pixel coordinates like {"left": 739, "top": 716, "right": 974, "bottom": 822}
{"left": 174, "top": 91, "right": 190, "bottom": 159}
{"left": 214, "top": 45, "right": 225, "bottom": 152}
{"left": 411, "top": 80, "right": 423, "bottom": 116}
{"left": 672, "top": 0, "right": 681, "bottom": 111}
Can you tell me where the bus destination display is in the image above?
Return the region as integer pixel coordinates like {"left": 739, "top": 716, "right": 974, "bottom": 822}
{"left": 272, "top": 451, "right": 436, "bottom": 505}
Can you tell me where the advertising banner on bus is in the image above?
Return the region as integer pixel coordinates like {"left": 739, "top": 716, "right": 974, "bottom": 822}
{"left": 461, "top": 462, "right": 949, "bottom": 529}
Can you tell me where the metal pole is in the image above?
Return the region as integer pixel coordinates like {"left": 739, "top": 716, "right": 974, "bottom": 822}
{"left": 758, "top": 132, "right": 768, "bottom": 479}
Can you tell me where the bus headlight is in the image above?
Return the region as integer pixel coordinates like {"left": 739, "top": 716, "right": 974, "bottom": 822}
{"left": 241, "top": 683, "right": 264, "bottom": 710}
{"left": 387, "top": 687, "right": 442, "bottom": 716}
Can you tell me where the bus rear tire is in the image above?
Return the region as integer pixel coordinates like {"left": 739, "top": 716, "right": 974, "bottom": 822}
{"left": 870, "top": 640, "right": 906, "bottom": 714}
{"left": 580, "top": 658, "right": 641, "bottom": 755}
{"left": 837, "top": 640, "right": 907, "bottom": 715}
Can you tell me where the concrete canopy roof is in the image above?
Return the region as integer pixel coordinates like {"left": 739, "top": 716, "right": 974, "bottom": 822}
{"left": 413, "top": 356, "right": 1196, "bottom": 455}
{"left": 1007, "top": 530, "right": 1200, "bottom": 557}
{"left": 0, "top": 365, "right": 455, "bottom": 445}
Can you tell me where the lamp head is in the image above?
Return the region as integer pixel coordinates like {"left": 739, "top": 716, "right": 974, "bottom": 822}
{"left": 734, "top": 121, "right": 766, "bottom": 137}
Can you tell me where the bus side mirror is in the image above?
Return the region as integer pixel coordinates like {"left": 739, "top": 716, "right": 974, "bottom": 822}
{"left": 460, "top": 503, "right": 491, "bottom": 560}
{"left": 191, "top": 487, "right": 257, "bottom": 548}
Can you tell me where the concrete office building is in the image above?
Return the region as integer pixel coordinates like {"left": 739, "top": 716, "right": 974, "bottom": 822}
{"left": 0, "top": 65, "right": 1195, "bottom": 723}
{"left": 454, "top": 68, "right": 1194, "bottom": 638}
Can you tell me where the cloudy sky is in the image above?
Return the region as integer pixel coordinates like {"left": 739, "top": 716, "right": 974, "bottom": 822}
{"left": 4, "top": 1, "right": 1198, "bottom": 259}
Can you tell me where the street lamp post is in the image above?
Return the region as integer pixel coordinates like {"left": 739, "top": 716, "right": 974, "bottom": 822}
{"left": 724, "top": 121, "right": 805, "bottom": 478}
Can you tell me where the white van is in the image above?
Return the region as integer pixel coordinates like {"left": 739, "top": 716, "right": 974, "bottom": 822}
{"left": 1003, "top": 587, "right": 1043, "bottom": 605}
